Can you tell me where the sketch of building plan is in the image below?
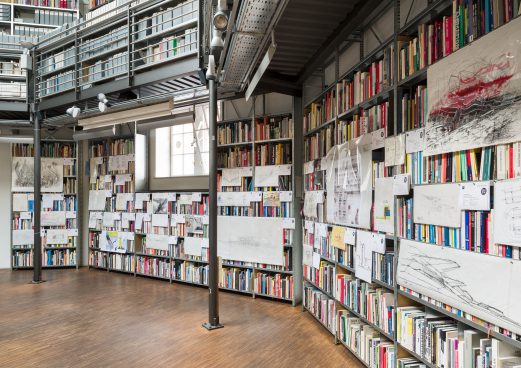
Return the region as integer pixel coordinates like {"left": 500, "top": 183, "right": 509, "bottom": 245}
{"left": 355, "top": 230, "right": 385, "bottom": 283}
{"left": 413, "top": 183, "right": 461, "bottom": 228}
{"left": 493, "top": 178, "right": 521, "bottom": 247}
{"left": 397, "top": 238, "right": 521, "bottom": 335}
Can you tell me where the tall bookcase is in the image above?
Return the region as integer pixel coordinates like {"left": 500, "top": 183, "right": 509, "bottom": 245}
{"left": 216, "top": 112, "right": 299, "bottom": 304}
{"left": 301, "top": 1, "right": 521, "bottom": 368}
{"left": 11, "top": 140, "right": 79, "bottom": 269}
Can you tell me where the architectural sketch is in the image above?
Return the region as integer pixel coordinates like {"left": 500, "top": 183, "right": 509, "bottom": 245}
{"left": 326, "top": 136, "right": 372, "bottom": 229}
{"left": 493, "top": 178, "right": 521, "bottom": 246}
{"left": 397, "top": 239, "right": 521, "bottom": 335}
{"left": 413, "top": 183, "right": 461, "bottom": 228}
{"left": 425, "top": 16, "right": 521, "bottom": 156}
{"left": 355, "top": 230, "right": 385, "bottom": 283}
{"left": 46, "top": 229, "right": 69, "bottom": 245}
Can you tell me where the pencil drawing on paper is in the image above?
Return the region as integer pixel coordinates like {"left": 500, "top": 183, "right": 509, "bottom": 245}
{"left": 41, "top": 159, "right": 64, "bottom": 192}
{"left": 398, "top": 241, "right": 521, "bottom": 333}
{"left": 494, "top": 179, "right": 521, "bottom": 246}
{"left": 152, "top": 195, "right": 168, "bottom": 214}
{"left": 424, "top": 17, "right": 521, "bottom": 156}
{"left": 12, "top": 157, "right": 34, "bottom": 192}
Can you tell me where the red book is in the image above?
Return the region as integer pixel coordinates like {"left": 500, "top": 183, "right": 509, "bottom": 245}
{"left": 509, "top": 145, "right": 514, "bottom": 178}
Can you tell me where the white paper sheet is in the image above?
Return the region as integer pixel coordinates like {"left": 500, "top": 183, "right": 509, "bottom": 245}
{"left": 312, "top": 252, "right": 321, "bottom": 269}
{"left": 304, "top": 161, "right": 315, "bottom": 175}
{"left": 191, "top": 192, "right": 202, "bottom": 202}
{"left": 146, "top": 234, "right": 169, "bottom": 251}
{"left": 88, "top": 211, "right": 102, "bottom": 228}
{"left": 46, "top": 229, "right": 69, "bottom": 244}
{"left": 262, "top": 192, "right": 281, "bottom": 207}
{"left": 303, "top": 244, "right": 313, "bottom": 267}
{"left": 115, "top": 193, "right": 134, "bottom": 211}
{"left": 397, "top": 238, "right": 521, "bottom": 335}
{"left": 282, "top": 218, "right": 295, "bottom": 229}
{"left": 405, "top": 128, "right": 425, "bottom": 154}
{"left": 13, "top": 229, "right": 34, "bottom": 245}
{"left": 279, "top": 191, "right": 293, "bottom": 202}
{"left": 151, "top": 193, "right": 169, "bottom": 214}
{"left": 217, "top": 191, "right": 262, "bottom": 206}
{"left": 371, "top": 128, "right": 386, "bottom": 150}
{"left": 304, "top": 220, "right": 314, "bottom": 234}
{"left": 374, "top": 177, "right": 395, "bottom": 234}
{"left": 135, "top": 193, "right": 150, "bottom": 210}
{"left": 355, "top": 230, "right": 386, "bottom": 283}
{"left": 493, "top": 178, "right": 521, "bottom": 246}
{"left": 88, "top": 190, "right": 108, "bottom": 211}
{"left": 184, "top": 236, "right": 204, "bottom": 256}
{"left": 151, "top": 214, "right": 169, "bottom": 228}
{"left": 108, "top": 154, "right": 134, "bottom": 172}
{"left": 393, "top": 174, "right": 411, "bottom": 195}
{"left": 41, "top": 211, "right": 66, "bottom": 226}
{"left": 254, "top": 164, "right": 292, "bottom": 187}
{"left": 344, "top": 228, "right": 356, "bottom": 245}
{"left": 13, "top": 193, "right": 28, "bottom": 212}
{"left": 217, "top": 216, "right": 284, "bottom": 265}
{"left": 303, "top": 190, "right": 324, "bottom": 219}
{"left": 102, "top": 212, "right": 121, "bottom": 228}
{"left": 134, "top": 213, "right": 145, "bottom": 231}
{"left": 414, "top": 183, "right": 461, "bottom": 227}
{"left": 458, "top": 181, "right": 491, "bottom": 211}
{"left": 20, "top": 211, "right": 32, "bottom": 220}
{"left": 221, "top": 167, "right": 253, "bottom": 186}
{"left": 178, "top": 194, "right": 192, "bottom": 205}
{"left": 384, "top": 134, "right": 405, "bottom": 167}
{"left": 115, "top": 174, "right": 132, "bottom": 185}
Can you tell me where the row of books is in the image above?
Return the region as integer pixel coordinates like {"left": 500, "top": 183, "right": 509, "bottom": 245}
{"left": 133, "top": 0, "right": 196, "bottom": 40}
{"left": 0, "top": 60, "right": 23, "bottom": 76}
{"left": 399, "top": 85, "right": 427, "bottom": 132}
{"left": 135, "top": 255, "right": 170, "bottom": 279}
{"left": 397, "top": 304, "right": 521, "bottom": 368}
{"left": 304, "top": 89, "right": 337, "bottom": 132}
{"left": 13, "top": 0, "right": 78, "bottom": 9}
{"left": 336, "top": 274, "right": 394, "bottom": 336}
{"left": 304, "top": 285, "right": 336, "bottom": 332}
{"left": 79, "top": 26, "right": 126, "bottom": 60}
{"left": 172, "top": 261, "right": 208, "bottom": 285}
{"left": 254, "top": 142, "right": 292, "bottom": 166}
{"left": 217, "top": 120, "right": 251, "bottom": 145}
{"left": 253, "top": 272, "right": 293, "bottom": 300}
{"left": 337, "top": 44, "right": 395, "bottom": 113}
{"left": 39, "top": 69, "right": 74, "bottom": 96}
{"left": 398, "top": 0, "right": 521, "bottom": 82}
{"left": 44, "top": 249, "right": 75, "bottom": 266}
{"left": 135, "top": 28, "right": 197, "bottom": 67}
{"left": 403, "top": 146, "right": 494, "bottom": 185}
{"left": 304, "top": 125, "right": 334, "bottom": 161}
{"left": 255, "top": 116, "right": 293, "bottom": 141}
{"left": 0, "top": 81, "right": 26, "bottom": 98}
{"left": 80, "top": 52, "right": 128, "bottom": 85}
{"left": 12, "top": 142, "right": 76, "bottom": 158}
{"left": 107, "top": 253, "right": 134, "bottom": 272}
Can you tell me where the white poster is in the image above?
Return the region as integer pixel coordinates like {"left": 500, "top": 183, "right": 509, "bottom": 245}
{"left": 397, "top": 238, "right": 521, "bottom": 336}
{"left": 46, "top": 229, "right": 69, "bottom": 245}
{"left": 303, "top": 244, "right": 313, "bottom": 267}
{"left": 355, "top": 230, "right": 385, "bottom": 283}
{"left": 424, "top": 16, "right": 521, "bottom": 156}
{"left": 405, "top": 128, "right": 425, "bottom": 154}
{"left": 41, "top": 211, "right": 66, "bottom": 226}
{"left": 384, "top": 134, "right": 405, "bottom": 167}
{"left": 12, "top": 229, "right": 34, "bottom": 245}
{"left": 393, "top": 174, "right": 411, "bottom": 195}
{"left": 374, "top": 177, "right": 394, "bottom": 234}
{"left": 221, "top": 167, "right": 253, "bottom": 187}
{"left": 254, "top": 164, "right": 292, "bottom": 187}
{"left": 135, "top": 193, "right": 150, "bottom": 210}
{"left": 108, "top": 154, "right": 134, "bottom": 172}
{"left": 413, "top": 183, "right": 461, "bottom": 228}
{"left": 217, "top": 216, "right": 284, "bottom": 265}
{"left": 151, "top": 214, "right": 169, "bottom": 228}
{"left": 493, "top": 178, "right": 521, "bottom": 246}
{"left": 326, "top": 135, "right": 372, "bottom": 229}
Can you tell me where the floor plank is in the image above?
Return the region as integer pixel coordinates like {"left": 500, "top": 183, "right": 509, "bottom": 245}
{"left": 0, "top": 268, "right": 363, "bottom": 368}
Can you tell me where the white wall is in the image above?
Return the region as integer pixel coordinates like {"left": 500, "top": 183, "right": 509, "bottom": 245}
{"left": 0, "top": 143, "right": 12, "bottom": 268}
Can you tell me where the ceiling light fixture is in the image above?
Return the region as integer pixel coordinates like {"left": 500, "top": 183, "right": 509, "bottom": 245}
{"left": 66, "top": 105, "right": 81, "bottom": 118}
{"left": 98, "top": 93, "right": 110, "bottom": 112}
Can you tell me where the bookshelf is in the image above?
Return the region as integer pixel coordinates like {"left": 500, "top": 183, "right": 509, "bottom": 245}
{"left": 216, "top": 112, "right": 298, "bottom": 304}
{"left": 11, "top": 140, "right": 79, "bottom": 269}
{"left": 301, "top": 0, "right": 521, "bottom": 367}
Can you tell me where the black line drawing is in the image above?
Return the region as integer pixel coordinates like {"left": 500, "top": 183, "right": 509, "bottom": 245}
{"left": 41, "top": 159, "right": 63, "bottom": 192}
{"left": 152, "top": 194, "right": 168, "bottom": 214}
{"left": 398, "top": 241, "right": 521, "bottom": 333}
{"left": 494, "top": 179, "right": 521, "bottom": 245}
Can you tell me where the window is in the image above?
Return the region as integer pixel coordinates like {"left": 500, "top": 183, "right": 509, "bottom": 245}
{"left": 155, "top": 103, "right": 212, "bottom": 177}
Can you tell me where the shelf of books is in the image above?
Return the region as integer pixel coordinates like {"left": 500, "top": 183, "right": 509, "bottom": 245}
{"left": 87, "top": 137, "right": 136, "bottom": 273}
{"left": 11, "top": 141, "right": 79, "bottom": 269}
{"left": 301, "top": 1, "right": 521, "bottom": 366}
{"left": 217, "top": 112, "right": 297, "bottom": 304}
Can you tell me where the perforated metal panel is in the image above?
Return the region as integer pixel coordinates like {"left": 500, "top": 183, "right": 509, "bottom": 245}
{"left": 236, "top": 0, "right": 280, "bottom": 33}
{"left": 221, "top": 0, "right": 281, "bottom": 91}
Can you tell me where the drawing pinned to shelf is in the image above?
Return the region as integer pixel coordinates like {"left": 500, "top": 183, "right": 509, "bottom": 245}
{"left": 221, "top": 167, "right": 253, "bottom": 187}
{"left": 12, "top": 157, "right": 34, "bottom": 192}
{"left": 325, "top": 135, "right": 372, "bottom": 229}
{"left": 152, "top": 193, "right": 169, "bottom": 214}
{"left": 424, "top": 17, "right": 521, "bottom": 156}
{"left": 186, "top": 215, "right": 204, "bottom": 234}
{"left": 46, "top": 229, "right": 69, "bottom": 245}
{"left": 413, "top": 183, "right": 461, "bottom": 228}
{"left": 493, "top": 178, "right": 521, "bottom": 247}
{"left": 41, "top": 158, "right": 64, "bottom": 192}
{"left": 397, "top": 238, "right": 521, "bottom": 335}
{"left": 355, "top": 230, "right": 385, "bottom": 283}
{"left": 374, "top": 177, "right": 394, "bottom": 234}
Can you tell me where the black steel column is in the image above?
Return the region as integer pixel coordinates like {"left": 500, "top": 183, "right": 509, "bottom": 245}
{"left": 32, "top": 104, "right": 43, "bottom": 283}
{"left": 203, "top": 77, "right": 223, "bottom": 330}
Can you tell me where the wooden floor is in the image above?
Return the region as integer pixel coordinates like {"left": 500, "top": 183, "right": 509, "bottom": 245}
{"left": 0, "top": 268, "right": 363, "bottom": 368}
